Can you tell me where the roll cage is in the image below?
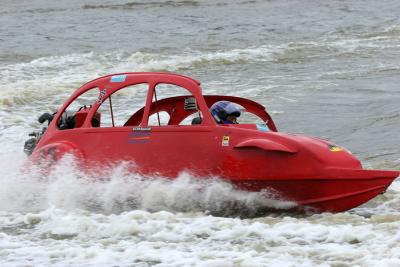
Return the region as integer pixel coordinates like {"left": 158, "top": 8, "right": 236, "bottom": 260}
{"left": 50, "top": 72, "right": 277, "bottom": 132}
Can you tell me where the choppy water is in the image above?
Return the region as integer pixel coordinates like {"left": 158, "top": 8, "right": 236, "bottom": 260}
{"left": 1, "top": 0, "right": 399, "bottom": 266}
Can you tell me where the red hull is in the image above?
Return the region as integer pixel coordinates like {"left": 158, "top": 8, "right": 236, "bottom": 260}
{"left": 231, "top": 170, "right": 398, "bottom": 212}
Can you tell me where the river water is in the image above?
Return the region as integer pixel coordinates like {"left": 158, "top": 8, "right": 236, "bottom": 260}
{"left": 1, "top": 0, "right": 399, "bottom": 266}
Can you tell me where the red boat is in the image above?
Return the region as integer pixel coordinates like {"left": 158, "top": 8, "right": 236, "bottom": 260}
{"left": 24, "top": 72, "right": 399, "bottom": 213}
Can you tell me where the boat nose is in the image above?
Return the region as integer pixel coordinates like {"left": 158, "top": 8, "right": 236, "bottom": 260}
{"left": 295, "top": 135, "right": 363, "bottom": 169}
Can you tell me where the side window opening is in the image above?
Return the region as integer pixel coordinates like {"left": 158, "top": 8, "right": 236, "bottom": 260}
{"left": 97, "top": 83, "right": 149, "bottom": 128}
{"left": 57, "top": 87, "right": 100, "bottom": 130}
{"left": 149, "top": 83, "right": 202, "bottom": 126}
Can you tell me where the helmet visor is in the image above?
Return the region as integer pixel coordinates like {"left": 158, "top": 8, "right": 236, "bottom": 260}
{"left": 224, "top": 102, "right": 241, "bottom": 117}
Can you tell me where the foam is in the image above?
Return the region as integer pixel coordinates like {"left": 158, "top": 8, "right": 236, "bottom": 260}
{"left": 1, "top": 206, "right": 400, "bottom": 266}
{"left": 0, "top": 155, "right": 295, "bottom": 216}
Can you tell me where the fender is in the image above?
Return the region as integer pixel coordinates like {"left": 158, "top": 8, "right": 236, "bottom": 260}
{"left": 31, "top": 141, "right": 84, "bottom": 164}
{"left": 234, "top": 138, "right": 298, "bottom": 153}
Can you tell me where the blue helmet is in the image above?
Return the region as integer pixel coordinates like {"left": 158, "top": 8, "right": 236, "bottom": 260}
{"left": 210, "top": 101, "right": 241, "bottom": 124}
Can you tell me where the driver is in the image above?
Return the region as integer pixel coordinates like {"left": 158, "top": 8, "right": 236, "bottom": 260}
{"left": 210, "top": 101, "right": 241, "bottom": 124}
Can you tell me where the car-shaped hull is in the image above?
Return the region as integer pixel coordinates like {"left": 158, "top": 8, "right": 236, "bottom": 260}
{"left": 25, "top": 72, "right": 399, "bottom": 213}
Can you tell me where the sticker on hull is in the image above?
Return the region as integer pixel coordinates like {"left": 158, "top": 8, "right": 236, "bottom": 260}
{"left": 128, "top": 129, "right": 152, "bottom": 144}
{"left": 222, "top": 135, "right": 230, "bottom": 146}
{"left": 329, "top": 144, "right": 343, "bottom": 152}
{"left": 110, "top": 75, "right": 127, "bottom": 83}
